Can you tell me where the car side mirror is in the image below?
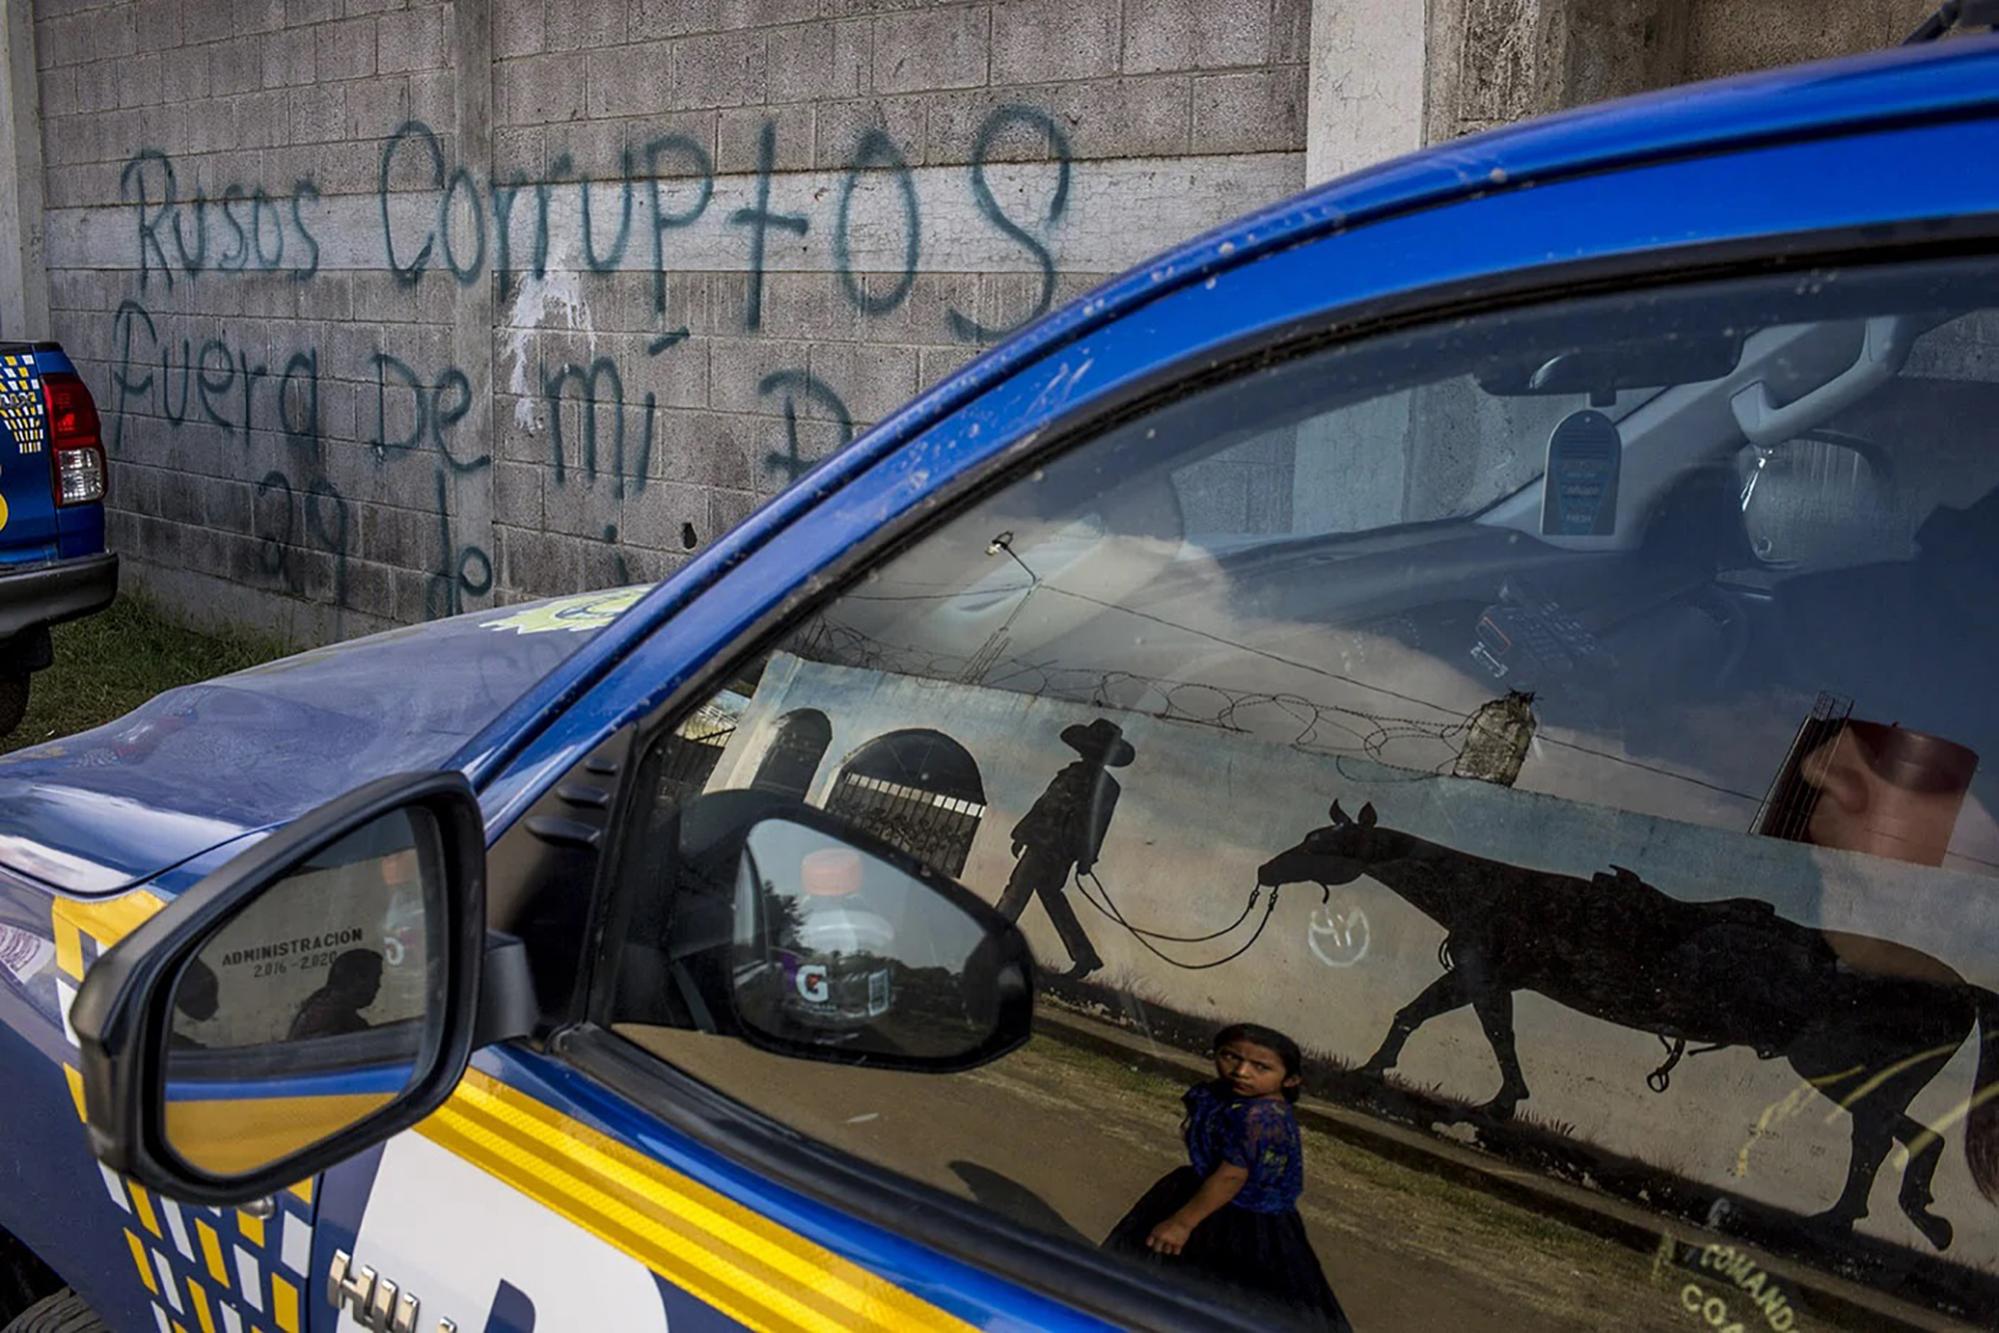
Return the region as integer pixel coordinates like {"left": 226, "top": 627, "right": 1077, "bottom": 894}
{"left": 68, "top": 771, "right": 520, "bottom": 1205}
{"left": 727, "top": 809, "right": 1034, "bottom": 1073}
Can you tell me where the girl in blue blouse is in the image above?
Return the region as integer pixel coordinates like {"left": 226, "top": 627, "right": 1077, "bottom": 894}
{"left": 1104, "top": 1023, "right": 1351, "bottom": 1330}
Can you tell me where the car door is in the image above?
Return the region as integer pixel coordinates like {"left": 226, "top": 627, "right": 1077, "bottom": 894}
{"left": 279, "top": 98, "right": 1999, "bottom": 1332}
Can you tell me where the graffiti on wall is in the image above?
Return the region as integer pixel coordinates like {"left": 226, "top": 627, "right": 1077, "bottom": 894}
{"left": 103, "top": 105, "right": 1078, "bottom": 619}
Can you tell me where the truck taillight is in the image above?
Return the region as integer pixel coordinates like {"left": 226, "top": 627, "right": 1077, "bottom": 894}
{"left": 41, "top": 373, "right": 105, "bottom": 506}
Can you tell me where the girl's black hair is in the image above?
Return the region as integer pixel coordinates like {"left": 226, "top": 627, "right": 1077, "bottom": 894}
{"left": 1214, "top": 1022, "right": 1305, "bottom": 1102}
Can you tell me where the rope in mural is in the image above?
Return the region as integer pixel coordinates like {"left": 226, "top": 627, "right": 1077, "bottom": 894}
{"left": 1071, "top": 868, "right": 1279, "bottom": 970}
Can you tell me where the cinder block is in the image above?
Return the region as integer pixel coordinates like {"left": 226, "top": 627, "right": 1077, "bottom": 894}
{"left": 498, "top": 52, "right": 587, "bottom": 124}
{"left": 622, "top": 330, "right": 710, "bottom": 409}
{"left": 812, "top": 93, "right": 924, "bottom": 167}
{"left": 77, "top": 64, "right": 124, "bottom": 115}
{"left": 650, "top": 408, "right": 756, "bottom": 490}
{"left": 717, "top": 103, "right": 813, "bottom": 173}
{"left": 40, "top": 67, "right": 79, "bottom": 120}
{"left": 587, "top": 40, "right": 674, "bottom": 119}
{"left": 164, "top": 48, "right": 213, "bottom": 102}
{"left": 494, "top": 125, "right": 547, "bottom": 179}
{"left": 806, "top": 339, "right": 916, "bottom": 421}
{"left": 917, "top": 340, "right": 979, "bottom": 387}
{"left": 926, "top": 75, "right": 1190, "bottom": 163}
{"left": 289, "top": 84, "right": 351, "bottom": 145}
{"left": 237, "top": 0, "right": 288, "bottom": 38}
{"left": 316, "top": 17, "right": 379, "bottom": 82}
{"left": 547, "top": 117, "right": 626, "bottom": 175}
{"left": 494, "top": 460, "right": 546, "bottom": 527}
{"left": 707, "top": 336, "right": 809, "bottom": 414}
{"left": 1191, "top": 65, "right": 1305, "bottom": 153}
{"left": 501, "top": 526, "right": 586, "bottom": 596}
{"left": 288, "top": 0, "right": 346, "bottom": 26}
{"left": 378, "top": 7, "right": 449, "bottom": 74}
{"left": 618, "top": 479, "right": 709, "bottom": 551}
{"left": 544, "top": 471, "right": 625, "bottom": 538}
{"left": 872, "top": 5, "right": 988, "bottom": 93}
{"left": 671, "top": 29, "right": 768, "bottom": 109}
{"left": 707, "top": 486, "right": 759, "bottom": 541}
{"left": 1122, "top": 0, "right": 1269, "bottom": 73}
{"left": 263, "top": 28, "right": 319, "bottom": 90}
{"left": 544, "top": 1, "right": 629, "bottom": 53}
{"left": 344, "top": 74, "right": 413, "bottom": 141}
{"left": 1272, "top": 0, "right": 1309, "bottom": 63}
{"left": 750, "top": 410, "right": 845, "bottom": 493}
{"left": 992, "top": 0, "right": 1119, "bottom": 84}
{"left": 233, "top": 92, "right": 292, "bottom": 150}
{"left": 135, "top": 1, "right": 184, "bottom": 49}
{"left": 341, "top": 556, "right": 397, "bottom": 619}
{"left": 410, "top": 69, "right": 455, "bottom": 132}
{"left": 117, "top": 53, "right": 165, "bottom": 108}
{"left": 632, "top": 0, "right": 721, "bottom": 42}
{"left": 721, "top": 0, "right": 827, "bottom": 29}
{"left": 757, "top": 272, "right": 863, "bottom": 342}
{"left": 494, "top": 0, "right": 547, "bottom": 59}
{"left": 768, "top": 19, "right": 870, "bottom": 103}
{"left": 211, "top": 35, "right": 268, "bottom": 97}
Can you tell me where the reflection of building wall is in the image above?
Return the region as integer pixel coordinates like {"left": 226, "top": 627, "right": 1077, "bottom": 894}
{"left": 178, "top": 866, "right": 424, "bottom": 1049}
{"left": 708, "top": 650, "right": 1999, "bottom": 1264}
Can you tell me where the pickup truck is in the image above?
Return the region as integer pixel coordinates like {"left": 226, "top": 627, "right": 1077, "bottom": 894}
{"left": 5, "top": 30, "right": 1999, "bottom": 1333}
{"left": 0, "top": 341, "right": 116, "bottom": 738}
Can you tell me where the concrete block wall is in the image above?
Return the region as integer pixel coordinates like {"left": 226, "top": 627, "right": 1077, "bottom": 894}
{"left": 10, "top": 0, "right": 1941, "bottom": 645}
{"left": 28, "top": 0, "right": 1311, "bottom": 643}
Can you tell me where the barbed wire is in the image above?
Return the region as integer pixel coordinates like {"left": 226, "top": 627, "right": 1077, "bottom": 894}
{"left": 790, "top": 617, "right": 1484, "bottom": 776}
{"left": 785, "top": 615, "right": 1778, "bottom": 806}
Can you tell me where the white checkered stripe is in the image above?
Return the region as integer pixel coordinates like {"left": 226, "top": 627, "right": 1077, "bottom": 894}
{"left": 53, "top": 905, "right": 316, "bottom": 1333}
{"left": 0, "top": 354, "right": 44, "bottom": 455}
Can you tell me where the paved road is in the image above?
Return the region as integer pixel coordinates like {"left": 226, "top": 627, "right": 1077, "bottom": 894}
{"left": 625, "top": 1021, "right": 1712, "bottom": 1331}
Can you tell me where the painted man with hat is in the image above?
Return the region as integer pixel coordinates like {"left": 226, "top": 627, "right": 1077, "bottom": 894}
{"left": 996, "top": 717, "right": 1136, "bottom": 981}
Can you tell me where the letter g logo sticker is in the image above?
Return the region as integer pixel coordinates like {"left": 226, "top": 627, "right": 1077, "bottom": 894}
{"left": 795, "top": 964, "right": 829, "bottom": 1003}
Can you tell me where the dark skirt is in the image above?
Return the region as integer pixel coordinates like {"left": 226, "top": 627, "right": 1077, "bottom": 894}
{"left": 1103, "top": 1167, "right": 1352, "bottom": 1331}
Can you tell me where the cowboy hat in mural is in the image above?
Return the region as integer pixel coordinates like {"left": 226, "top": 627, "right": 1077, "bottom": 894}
{"left": 1061, "top": 718, "right": 1137, "bottom": 767}
{"left": 998, "top": 717, "right": 1137, "bottom": 980}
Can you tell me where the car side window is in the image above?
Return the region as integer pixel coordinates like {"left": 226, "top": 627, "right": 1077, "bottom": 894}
{"left": 602, "top": 255, "right": 1999, "bottom": 1328}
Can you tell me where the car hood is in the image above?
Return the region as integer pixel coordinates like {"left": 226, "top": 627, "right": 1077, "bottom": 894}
{"left": 0, "top": 587, "right": 651, "bottom": 895}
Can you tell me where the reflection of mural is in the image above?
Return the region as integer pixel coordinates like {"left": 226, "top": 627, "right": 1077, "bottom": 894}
{"left": 824, "top": 729, "right": 986, "bottom": 877}
{"left": 995, "top": 719, "right": 1135, "bottom": 982}
{"left": 1258, "top": 799, "right": 1999, "bottom": 1251}
{"left": 705, "top": 652, "right": 1999, "bottom": 1277}
{"left": 751, "top": 709, "right": 831, "bottom": 799}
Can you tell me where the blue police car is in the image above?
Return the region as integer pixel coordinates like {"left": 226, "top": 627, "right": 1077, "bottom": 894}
{"left": 5, "top": 29, "right": 1999, "bottom": 1333}
{"left": 0, "top": 342, "right": 115, "bottom": 739}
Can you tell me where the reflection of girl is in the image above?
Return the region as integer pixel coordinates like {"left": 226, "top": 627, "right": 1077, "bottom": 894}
{"left": 1104, "top": 1023, "right": 1351, "bottom": 1330}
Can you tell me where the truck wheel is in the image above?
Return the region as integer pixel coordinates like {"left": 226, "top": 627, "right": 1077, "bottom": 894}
{"left": 0, "top": 674, "right": 25, "bottom": 740}
{"left": 0, "top": 1289, "right": 109, "bottom": 1333}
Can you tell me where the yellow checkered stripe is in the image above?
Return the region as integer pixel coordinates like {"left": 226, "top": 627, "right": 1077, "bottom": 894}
{"left": 421, "top": 1069, "right": 975, "bottom": 1333}
{"left": 0, "top": 352, "right": 45, "bottom": 454}
{"left": 52, "top": 893, "right": 311, "bottom": 1333}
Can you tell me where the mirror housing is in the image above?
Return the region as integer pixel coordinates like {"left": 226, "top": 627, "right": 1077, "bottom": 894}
{"left": 70, "top": 771, "right": 494, "bottom": 1204}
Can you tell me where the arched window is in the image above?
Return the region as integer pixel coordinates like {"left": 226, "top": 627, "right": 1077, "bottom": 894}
{"left": 751, "top": 709, "right": 832, "bottom": 798}
{"left": 824, "top": 729, "right": 987, "bottom": 876}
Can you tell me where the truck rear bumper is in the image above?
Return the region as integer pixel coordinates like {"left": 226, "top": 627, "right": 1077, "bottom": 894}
{"left": 0, "top": 552, "right": 118, "bottom": 639}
